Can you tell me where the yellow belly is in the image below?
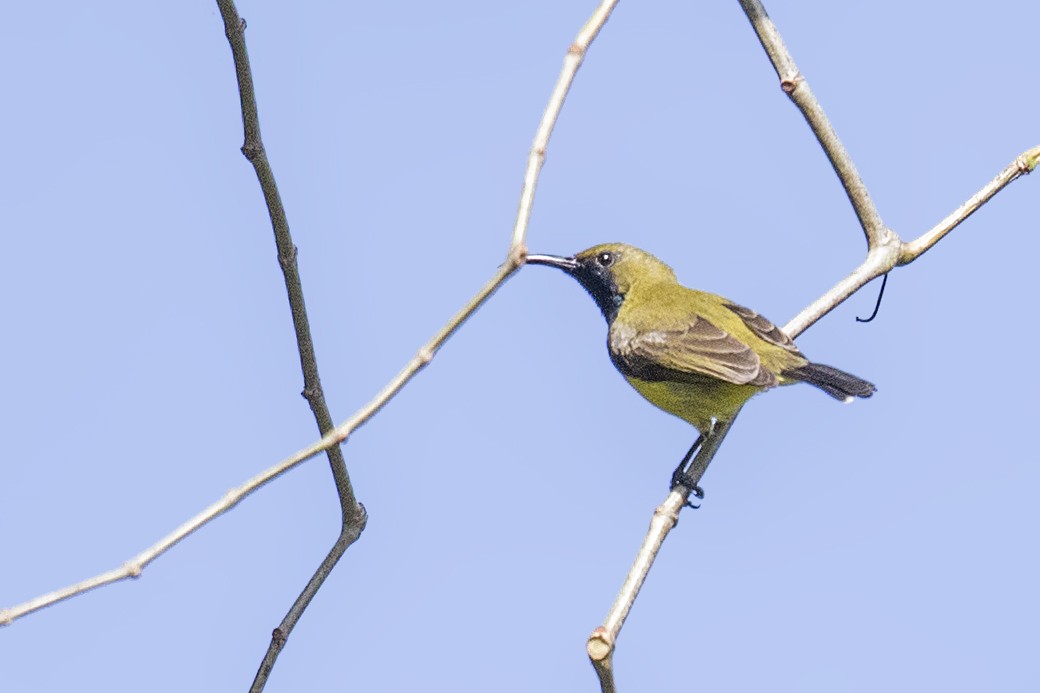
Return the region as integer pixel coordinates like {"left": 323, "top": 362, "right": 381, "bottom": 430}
{"left": 625, "top": 376, "right": 764, "bottom": 435}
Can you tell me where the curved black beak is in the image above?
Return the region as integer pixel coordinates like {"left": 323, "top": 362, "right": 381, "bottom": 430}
{"left": 526, "top": 253, "right": 580, "bottom": 273}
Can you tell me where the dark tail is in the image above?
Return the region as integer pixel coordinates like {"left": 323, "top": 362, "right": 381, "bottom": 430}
{"left": 784, "top": 362, "right": 876, "bottom": 402}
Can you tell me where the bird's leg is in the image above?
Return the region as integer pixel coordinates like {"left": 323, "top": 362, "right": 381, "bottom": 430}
{"left": 670, "top": 434, "right": 706, "bottom": 508}
{"left": 670, "top": 435, "right": 703, "bottom": 486}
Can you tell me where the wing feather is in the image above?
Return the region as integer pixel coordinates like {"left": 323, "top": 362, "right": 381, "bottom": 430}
{"left": 724, "top": 302, "right": 801, "bottom": 354}
{"left": 610, "top": 316, "right": 778, "bottom": 387}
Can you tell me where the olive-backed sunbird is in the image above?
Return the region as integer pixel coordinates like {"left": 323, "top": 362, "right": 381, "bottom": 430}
{"left": 527, "top": 243, "right": 875, "bottom": 491}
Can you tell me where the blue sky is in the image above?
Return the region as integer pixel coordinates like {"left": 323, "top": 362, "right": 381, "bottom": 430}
{"left": 3, "top": 2, "right": 1038, "bottom": 691}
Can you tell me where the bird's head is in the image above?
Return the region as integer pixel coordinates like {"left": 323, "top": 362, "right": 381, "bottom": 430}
{"left": 526, "top": 243, "right": 677, "bottom": 322}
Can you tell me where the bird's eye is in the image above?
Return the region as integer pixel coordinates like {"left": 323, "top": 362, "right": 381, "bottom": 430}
{"left": 597, "top": 252, "right": 614, "bottom": 267}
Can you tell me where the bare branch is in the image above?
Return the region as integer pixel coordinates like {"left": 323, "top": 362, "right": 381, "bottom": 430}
{"left": 738, "top": 0, "right": 891, "bottom": 247}
{"left": 213, "top": 1, "right": 366, "bottom": 687}
{"left": 0, "top": 432, "right": 339, "bottom": 626}
{"left": 900, "top": 145, "right": 1040, "bottom": 264}
{"left": 512, "top": 1, "right": 619, "bottom": 248}
{"left": 588, "top": 419, "right": 734, "bottom": 687}
{"left": 782, "top": 247, "right": 894, "bottom": 339}
{"left": 218, "top": 0, "right": 361, "bottom": 515}
{"left": 1, "top": 0, "right": 621, "bottom": 631}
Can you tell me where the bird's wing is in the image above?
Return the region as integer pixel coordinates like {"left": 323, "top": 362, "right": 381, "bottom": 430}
{"left": 611, "top": 316, "right": 778, "bottom": 387}
{"left": 724, "top": 302, "right": 802, "bottom": 355}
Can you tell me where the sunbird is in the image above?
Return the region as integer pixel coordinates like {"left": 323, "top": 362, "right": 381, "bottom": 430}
{"left": 527, "top": 243, "right": 875, "bottom": 495}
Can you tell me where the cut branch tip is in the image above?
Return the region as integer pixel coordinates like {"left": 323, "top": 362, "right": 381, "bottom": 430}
{"left": 587, "top": 627, "right": 613, "bottom": 661}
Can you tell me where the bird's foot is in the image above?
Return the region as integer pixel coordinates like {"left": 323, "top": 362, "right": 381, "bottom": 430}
{"left": 670, "top": 469, "right": 704, "bottom": 509}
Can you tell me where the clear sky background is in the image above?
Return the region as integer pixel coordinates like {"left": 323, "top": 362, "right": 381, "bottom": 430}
{"left": 3, "top": 2, "right": 1038, "bottom": 691}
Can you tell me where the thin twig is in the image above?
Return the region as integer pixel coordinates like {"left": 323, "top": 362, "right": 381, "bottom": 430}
{"left": 1, "top": 0, "right": 621, "bottom": 630}
{"left": 783, "top": 145, "right": 1038, "bottom": 337}
{"left": 738, "top": 0, "right": 890, "bottom": 247}
{"left": 0, "top": 432, "right": 340, "bottom": 626}
{"left": 900, "top": 145, "right": 1040, "bottom": 264}
{"left": 587, "top": 3, "right": 1038, "bottom": 688}
{"left": 251, "top": 528, "right": 361, "bottom": 691}
{"left": 512, "top": 1, "right": 619, "bottom": 249}
{"left": 781, "top": 245, "right": 894, "bottom": 338}
{"left": 213, "top": 2, "right": 367, "bottom": 689}
{"left": 218, "top": 1, "right": 361, "bottom": 516}
{"left": 588, "top": 419, "right": 735, "bottom": 684}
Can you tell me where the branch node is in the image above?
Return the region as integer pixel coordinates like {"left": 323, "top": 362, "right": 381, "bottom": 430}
{"left": 352, "top": 502, "right": 369, "bottom": 532}
{"left": 416, "top": 345, "right": 435, "bottom": 367}
{"left": 241, "top": 141, "right": 264, "bottom": 161}
{"left": 653, "top": 499, "right": 681, "bottom": 530}
{"left": 586, "top": 627, "right": 613, "bottom": 661}
{"left": 507, "top": 243, "right": 528, "bottom": 270}
{"left": 779, "top": 73, "right": 803, "bottom": 94}
{"left": 278, "top": 245, "right": 298, "bottom": 269}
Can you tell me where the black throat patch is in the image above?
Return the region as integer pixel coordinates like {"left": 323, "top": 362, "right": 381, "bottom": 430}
{"left": 570, "top": 261, "right": 623, "bottom": 323}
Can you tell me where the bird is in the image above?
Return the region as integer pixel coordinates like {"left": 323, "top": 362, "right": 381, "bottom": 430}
{"left": 526, "top": 243, "right": 875, "bottom": 497}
